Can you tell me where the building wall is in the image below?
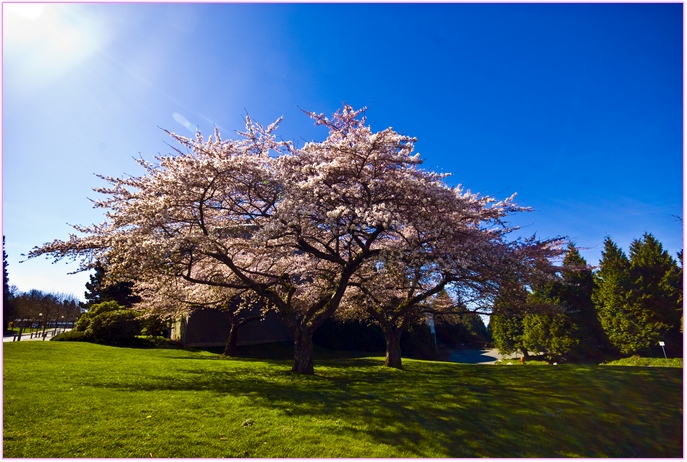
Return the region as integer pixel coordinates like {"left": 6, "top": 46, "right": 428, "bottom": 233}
{"left": 170, "top": 307, "right": 292, "bottom": 348}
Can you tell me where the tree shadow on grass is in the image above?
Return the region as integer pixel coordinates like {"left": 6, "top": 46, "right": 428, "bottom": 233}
{"left": 88, "top": 358, "right": 682, "bottom": 458}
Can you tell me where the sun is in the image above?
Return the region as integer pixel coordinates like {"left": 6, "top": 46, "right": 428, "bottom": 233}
{"left": 5, "top": 3, "right": 45, "bottom": 21}
{"left": 4, "top": 3, "right": 110, "bottom": 97}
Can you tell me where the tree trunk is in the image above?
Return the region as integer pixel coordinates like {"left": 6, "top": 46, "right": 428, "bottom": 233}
{"left": 292, "top": 328, "right": 315, "bottom": 375}
{"left": 384, "top": 328, "right": 403, "bottom": 369}
{"left": 223, "top": 324, "right": 238, "bottom": 357}
{"left": 222, "top": 312, "right": 262, "bottom": 357}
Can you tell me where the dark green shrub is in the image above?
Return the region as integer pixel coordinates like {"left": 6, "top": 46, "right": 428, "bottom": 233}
{"left": 140, "top": 314, "right": 169, "bottom": 337}
{"left": 86, "top": 310, "right": 141, "bottom": 345}
{"left": 434, "top": 313, "right": 492, "bottom": 348}
{"left": 75, "top": 300, "right": 125, "bottom": 331}
{"left": 313, "top": 319, "right": 385, "bottom": 352}
{"left": 314, "top": 317, "right": 437, "bottom": 359}
{"left": 50, "top": 330, "right": 93, "bottom": 342}
{"left": 401, "top": 321, "right": 437, "bottom": 359}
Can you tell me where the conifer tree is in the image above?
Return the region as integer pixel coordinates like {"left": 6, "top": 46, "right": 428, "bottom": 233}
{"left": 592, "top": 237, "right": 633, "bottom": 354}
{"left": 558, "top": 244, "right": 610, "bottom": 359}
{"left": 517, "top": 244, "right": 577, "bottom": 361}
{"left": 518, "top": 244, "right": 610, "bottom": 361}
{"left": 593, "top": 234, "right": 682, "bottom": 355}
{"left": 490, "top": 285, "right": 530, "bottom": 358}
{"left": 3, "top": 236, "right": 16, "bottom": 331}
{"left": 627, "top": 233, "right": 682, "bottom": 355}
{"left": 83, "top": 261, "right": 141, "bottom": 308}
{"left": 521, "top": 311, "right": 577, "bottom": 361}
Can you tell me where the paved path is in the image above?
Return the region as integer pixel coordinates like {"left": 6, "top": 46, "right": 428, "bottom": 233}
{"left": 444, "top": 348, "right": 519, "bottom": 365}
{"left": 3, "top": 329, "right": 70, "bottom": 342}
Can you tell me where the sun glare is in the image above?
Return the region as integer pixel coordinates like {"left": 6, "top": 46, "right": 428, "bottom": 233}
{"left": 4, "top": 3, "right": 110, "bottom": 97}
{"left": 6, "top": 3, "right": 45, "bottom": 21}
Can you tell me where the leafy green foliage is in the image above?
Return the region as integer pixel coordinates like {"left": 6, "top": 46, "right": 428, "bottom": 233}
{"left": 86, "top": 310, "right": 142, "bottom": 345}
{"left": 74, "top": 300, "right": 124, "bottom": 331}
{"left": 434, "top": 312, "right": 491, "bottom": 348}
{"left": 139, "top": 314, "right": 169, "bottom": 337}
{"left": 627, "top": 234, "right": 682, "bottom": 355}
{"left": 490, "top": 284, "right": 530, "bottom": 356}
{"left": 593, "top": 235, "right": 683, "bottom": 356}
{"left": 521, "top": 312, "right": 578, "bottom": 360}
{"left": 3, "top": 236, "right": 16, "bottom": 331}
{"left": 400, "top": 320, "right": 436, "bottom": 359}
{"left": 50, "top": 330, "right": 92, "bottom": 342}
{"left": 83, "top": 262, "right": 141, "bottom": 308}
{"left": 524, "top": 244, "right": 609, "bottom": 361}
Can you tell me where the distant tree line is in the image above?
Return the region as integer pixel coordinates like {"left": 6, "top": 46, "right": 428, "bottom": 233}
{"left": 490, "top": 233, "right": 683, "bottom": 362}
{"left": 4, "top": 288, "right": 81, "bottom": 337}
{"left": 3, "top": 237, "right": 81, "bottom": 336}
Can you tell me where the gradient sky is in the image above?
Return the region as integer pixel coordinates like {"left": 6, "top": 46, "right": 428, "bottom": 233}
{"left": 3, "top": 2, "right": 683, "bottom": 301}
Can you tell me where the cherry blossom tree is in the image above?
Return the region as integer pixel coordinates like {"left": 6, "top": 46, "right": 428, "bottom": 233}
{"left": 28, "top": 104, "right": 560, "bottom": 374}
{"left": 340, "top": 199, "right": 565, "bottom": 368}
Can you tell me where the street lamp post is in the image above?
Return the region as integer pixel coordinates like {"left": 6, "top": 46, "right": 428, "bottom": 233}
{"left": 40, "top": 313, "right": 47, "bottom": 340}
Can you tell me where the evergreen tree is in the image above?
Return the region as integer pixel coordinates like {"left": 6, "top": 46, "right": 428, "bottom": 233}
{"left": 593, "top": 234, "right": 682, "bottom": 356}
{"left": 521, "top": 311, "right": 577, "bottom": 361}
{"left": 519, "top": 244, "right": 578, "bottom": 361}
{"left": 627, "top": 233, "right": 682, "bottom": 355}
{"left": 490, "top": 285, "right": 530, "bottom": 358}
{"left": 555, "top": 244, "right": 610, "bottom": 359}
{"left": 592, "top": 237, "right": 633, "bottom": 354}
{"left": 3, "top": 236, "right": 16, "bottom": 331}
{"left": 83, "top": 262, "right": 141, "bottom": 308}
{"left": 490, "top": 313, "right": 526, "bottom": 356}
{"left": 517, "top": 244, "right": 611, "bottom": 362}
{"left": 434, "top": 312, "right": 491, "bottom": 348}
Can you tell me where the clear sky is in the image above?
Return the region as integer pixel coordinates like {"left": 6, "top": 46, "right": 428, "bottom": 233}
{"left": 3, "top": 2, "right": 683, "bottom": 301}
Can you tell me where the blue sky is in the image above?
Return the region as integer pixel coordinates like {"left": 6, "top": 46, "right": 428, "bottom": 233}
{"left": 3, "top": 2, "right": 683, "bottom": 300}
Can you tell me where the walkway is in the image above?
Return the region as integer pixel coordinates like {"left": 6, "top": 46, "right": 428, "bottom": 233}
{"left": 3, "top": 329, "right": 71, "bottom": 342}
{"left": 441, "top": 348, "right": 521, "bottom": 365}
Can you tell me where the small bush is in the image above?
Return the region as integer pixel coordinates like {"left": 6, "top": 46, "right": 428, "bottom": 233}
{"left": 75, "top": 301, "right": 125, "bottom": 331}
{"left": 86, "top": 310, "right": 141, "bottom": 345}
{"left": 140, "top": 314, "right": 169, "bottom": 337}
{"left": 51, "top": 330, "right": 93, "bottom": 342}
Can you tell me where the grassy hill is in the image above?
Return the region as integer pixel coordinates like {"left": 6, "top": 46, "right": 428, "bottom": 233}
{"left": 3, "top": 341, "right": 682, "bottom": 458}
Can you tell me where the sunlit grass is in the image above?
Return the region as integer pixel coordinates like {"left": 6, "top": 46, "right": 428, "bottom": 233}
{"left": 3, "top": 342, "right": 682, "bottom": 458}
{"left": 601, "top": 355, "right": 683, "bottom": 368}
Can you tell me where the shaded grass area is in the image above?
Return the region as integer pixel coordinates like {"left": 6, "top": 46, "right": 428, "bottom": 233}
{"left": 4, "top": 342, "right": 682, "bottom": 458}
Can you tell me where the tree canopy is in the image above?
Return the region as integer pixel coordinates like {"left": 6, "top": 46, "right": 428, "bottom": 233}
{"left": 28, "top": 105, "right": 563, "bottom": 373}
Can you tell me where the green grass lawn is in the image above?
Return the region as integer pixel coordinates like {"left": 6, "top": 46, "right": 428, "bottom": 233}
{"left": 3, "top": 342, "right": 683, "bottom": 458}
{"left": 601, "top": 355, "right": 683, "bottom": 368}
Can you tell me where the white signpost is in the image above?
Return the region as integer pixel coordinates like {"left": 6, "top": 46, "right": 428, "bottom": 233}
{"left": 659, "top": 341, "right": 668, "bottom": 362}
